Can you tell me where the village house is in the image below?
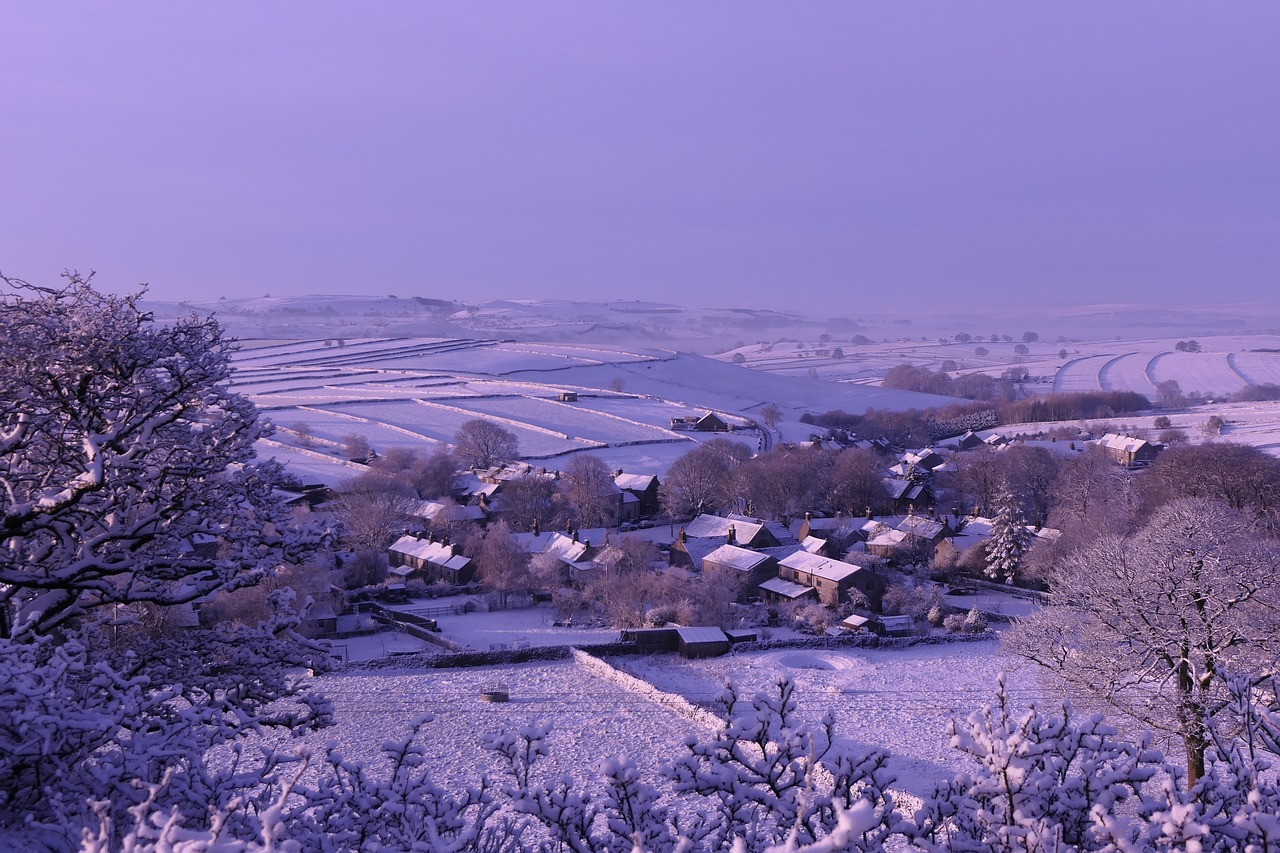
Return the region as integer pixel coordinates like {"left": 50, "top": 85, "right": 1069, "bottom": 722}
{"left": 614, "top": 471, "right": 661, "bottom": 517}
{"left": 683, "top": 513, "right": 780, "bottom": 548}
{"left": 669, "top": 514, "right": 781, "bottom": 571}
{"left": 775, "top": 550, "right": 885, "bottom": 609}
{"left": 882, "top": 477, "right": 926, "bottom": 508}
{"left": 758, "top": 576, "right": 818, "bottom": 606}
{"left": 700, "top": 543, "right": 779, "bottom": 601}
{"left": 862, "top": 512, "right": 951, "bottom": 562}
{"left": 792, "top": 512, "right": 856, "bottom": 543}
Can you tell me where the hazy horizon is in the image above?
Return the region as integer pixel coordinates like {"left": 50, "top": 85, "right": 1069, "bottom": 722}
{"left": 3, "top": 3, "right": 1277, "bottom": 311}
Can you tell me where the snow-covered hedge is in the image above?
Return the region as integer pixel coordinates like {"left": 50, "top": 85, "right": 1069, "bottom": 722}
{"left": 571, "top": 648, "right": 725, "bottom": 730}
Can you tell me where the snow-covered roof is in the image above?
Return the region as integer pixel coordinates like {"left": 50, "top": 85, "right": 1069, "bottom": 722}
{"left": 759, "top": 577, "right": 816, "bottom": 599}
{"left": 882, "top": 478, "right": 924, "bottom": 501}
{"left": 778, "top": 550, "right": 863, "bottom": 583}
{"left": 615, "top": 473, "right": 658, "bottom": 492}
{"left": 683, "top": 513, "right": 767, "bottom": 543}
{"left": 407, "top": 499, "right": 445, "bottom": 520}
{"left": 897, "top": 515, "right": 946, "bottom": 540}
{"left": 801, "top": 516, "right": 845, "bottom": 533}
{"left": 1094, "top": 433, "right": 1152, "bottom": 452}
{"left": 675, "top": 626, "right": 728, "bottom": 645}
{"left": 867, "top": 529, "right": 907, "bottom": 548}
{"left": 511, "top": 530, "right": 601, "bottom": 559}
{"left": 388, "top": 535, "right": 473, "bottom": 570}
{"left": 702, "top": 544, "right": 771, "bottom": 573}
{"left": 801, "top": 536, "right": 827, "bottom": 553}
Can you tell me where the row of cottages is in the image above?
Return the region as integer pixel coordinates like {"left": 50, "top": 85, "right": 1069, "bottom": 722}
{"left": 1092, "top": 433, "right": 1162, "bottom": 467}
{"left": 388, "top": 534, "right": 477, "bottom": 585}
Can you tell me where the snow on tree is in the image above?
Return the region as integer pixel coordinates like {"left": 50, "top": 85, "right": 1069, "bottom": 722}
{"left": 1005, "top": 497, "right": 1280, "bottom": 788}
{"left": 985, "top": 490, "right": 1032, "bottom": 583}
{"left": 665, "top": 679, "right": 900, "bottom": 851}
{"left": 912, "top": 675, "right": 1169, "bottom": 852}
{"left": 0, "top": 273, "right": 322, "bottom": 636}
{"left": 0, "top": 273, "right": 332, "bottom": 843}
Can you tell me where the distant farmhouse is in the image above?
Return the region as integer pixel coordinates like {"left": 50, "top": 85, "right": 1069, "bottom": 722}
{"left": 670, "top": 412, "right": 731, "bottom": 432}
{"left": 1092, "top": 433, "right": 1162, "bottom": 467}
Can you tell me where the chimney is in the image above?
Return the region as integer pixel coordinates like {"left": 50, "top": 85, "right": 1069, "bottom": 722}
{"left": 573, "top": 529, "right": 579, "bottom": 543}
{"left": 727, "top": 525, "right": 736, "bottom": 545}
{"left": 865, "top": 506, "right": 873, "bottom": 520}
{"left": 451, "top": 543, "right": 461, "bottom": 556}
{"left": 532, "top": 518, "right": 540, "bottom": 536}
{"left": 805, "top": 512, "right": 811, "bottom": 522}
{"left": 679, "top": 527, "right": 687, "bottom": 543}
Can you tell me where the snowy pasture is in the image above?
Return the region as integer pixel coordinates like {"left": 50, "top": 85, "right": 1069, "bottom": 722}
{"left": 292, "top": 640, "right": 1031, "bottom": 808}
{"left": 729, "top": 333, "right": 1280, "bottom": 401}
{"left": 286, "top": 659, "right": 705, "bottom": 797}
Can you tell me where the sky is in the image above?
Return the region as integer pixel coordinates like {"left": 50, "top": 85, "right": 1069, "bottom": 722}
{"left": 2, "top": 3, "right": 1277, "bottom": 310}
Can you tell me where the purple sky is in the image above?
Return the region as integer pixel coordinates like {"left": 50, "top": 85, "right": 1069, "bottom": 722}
{"left": 2, "top": 3, "right": 1277, "bottom": 309}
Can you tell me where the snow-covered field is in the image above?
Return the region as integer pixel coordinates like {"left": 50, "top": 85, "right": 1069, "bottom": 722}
{"left": 294, "top": 639, "right": 1030, "bottom": 804}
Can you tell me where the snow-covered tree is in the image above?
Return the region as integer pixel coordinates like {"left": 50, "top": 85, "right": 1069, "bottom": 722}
{"left": 985, "top": 491, "right": 1032, "bottom": 583}
{"left": 0, "top": 273, "right": 321, "bottom": 637}
{"left": 666, "top": 679, "right": 900, "bottom": 851}
{"left": 912, "top": 675, "right": 1169, "bottom": 853}
{"left": 1005, "top": 497, "right": 1280, "bottom": 788}
{"left": 0, "top": 273, "right": 332, "bottom": 843}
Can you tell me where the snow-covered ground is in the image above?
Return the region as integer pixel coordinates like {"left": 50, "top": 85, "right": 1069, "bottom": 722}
{"left": 293, "top": 639, "right": 1031, "bottom": 805}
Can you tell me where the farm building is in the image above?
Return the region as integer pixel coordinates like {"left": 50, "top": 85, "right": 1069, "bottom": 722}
{"left": 618, "top": 626, "right": 732, "bottom": 658}
{"left": 677, "top": 626, "right": 731, "bottom": 658}
{"left": 669, "top": 412, "right": 731, "bottom": 432}
{"left": 1092, "top": 433, "right": 1162, "bottom": 467}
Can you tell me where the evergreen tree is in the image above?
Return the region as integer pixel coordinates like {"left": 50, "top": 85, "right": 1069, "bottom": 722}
{"left": 985, "top": 490, "right": 1031, "bottom": 583}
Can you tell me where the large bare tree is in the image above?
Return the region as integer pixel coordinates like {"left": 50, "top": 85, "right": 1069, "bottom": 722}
{"left": 1005, "top": 497, "right": 1280, "bottom": 788}
{"left": 562, "top": 454, "right": 618, "bottom": 529}
{"left": 453, "top": 419, "right": 519, "bottom": 469}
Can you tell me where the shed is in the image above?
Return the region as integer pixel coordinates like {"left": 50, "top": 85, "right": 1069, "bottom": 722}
{"left": 620, "top": 627, "right": 679, "bottom": 652}
{"left": 875, "top": 615, "right": 915, "bottom": 637}
{"left": 676, "top": 626, "right": 731, "bottom": 659}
